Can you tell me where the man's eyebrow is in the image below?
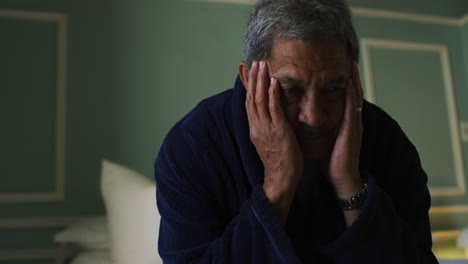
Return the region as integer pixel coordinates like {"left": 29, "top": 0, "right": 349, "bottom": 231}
{"left": 326, "top": 75, "right": 348, "bottom": 85}
{"left": 275, "top": 76, "right": 305, "bottom": 87}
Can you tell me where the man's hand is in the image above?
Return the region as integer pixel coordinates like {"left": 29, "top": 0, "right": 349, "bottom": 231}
{"left": 245, "top": 61, "right": 304, "bottom": 225}
{"left": 322, "top": 61, "right": 365, "bottom": 227}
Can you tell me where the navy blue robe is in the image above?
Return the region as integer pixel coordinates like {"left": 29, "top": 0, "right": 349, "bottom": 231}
{"left": 154, "top": 76, "right": 438, "bottom": 263}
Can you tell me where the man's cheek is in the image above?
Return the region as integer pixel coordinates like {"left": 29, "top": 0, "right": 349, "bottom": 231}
{"left": 283, "top": 104, "right": 300, "bottom": 125}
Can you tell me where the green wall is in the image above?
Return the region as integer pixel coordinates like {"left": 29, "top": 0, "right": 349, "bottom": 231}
{"left": 1, "top": 0, "right": 115, "bottom": 263}
{"left": 350, "top": 0, "right": 468, "bottom": 18}
{"left": 0, "top": 0, "right": 468, "bottom": 262}
{"left": 1, "top": 19, "right": 58, "bottom": 193}
{"left": 0, "top": 1, "right": 251, "bottom": 263}
{"left": 110, "top": 0, "right": 250, "bottom": 177}
{"left": 0, "top": 0, "right": 115, "bottom": 217}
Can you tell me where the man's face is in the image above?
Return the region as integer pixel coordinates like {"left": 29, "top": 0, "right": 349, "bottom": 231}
{"left": 267, "top": 38, "right": 351, "bottom": 162}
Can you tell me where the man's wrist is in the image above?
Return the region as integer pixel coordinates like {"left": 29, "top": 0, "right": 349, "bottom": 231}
{"left": 337, "top": 183, "right": 368, "bottom": 210}
{"left": 263, "top": 179, "right": 297, "bottom": 225}
{"left": 332, "top": 175, "right": 365, "bottom": 199}
{"left": 263, "top": 180, "right": 295, "bottom": 205}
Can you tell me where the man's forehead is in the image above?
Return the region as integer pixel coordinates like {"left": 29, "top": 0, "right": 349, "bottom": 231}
{"left": 268, "top": 38, "right": 349, "bottom": 72}
{"left": 269, "top": 55, "right": 347, "bottom": 72}
{"left": 274, "top": 70, "right": 348, "bottom": 87}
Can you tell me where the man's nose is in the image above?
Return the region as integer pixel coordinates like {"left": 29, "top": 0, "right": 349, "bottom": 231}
{"left": 297, "top": 92, "right": 327, "bottom": 127}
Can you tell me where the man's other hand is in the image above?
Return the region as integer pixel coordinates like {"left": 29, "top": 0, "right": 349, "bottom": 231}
{"left": 322, "top": 61, "right": 365, "bottom": 227}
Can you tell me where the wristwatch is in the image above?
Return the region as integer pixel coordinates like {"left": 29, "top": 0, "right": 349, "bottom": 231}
{"left": 337, "top": 183, "right": 368, "bottom": 210}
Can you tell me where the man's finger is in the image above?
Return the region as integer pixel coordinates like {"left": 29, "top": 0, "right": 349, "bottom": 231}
{"left": 344, "top": 78, "right": 357, "bottom": 126}
{"left": 256, "top": 61, "right": 272, "bottom": 123}
{"left": 269, "top": 77, "right": 287, "bottom": 126}
{"left": 352, "top": 61, "right": 363, "bottom": 108}
{"left": 246, "top": 60, "right": 259, "bottom": 123}
{"left": 353, "top": 62, "right": 364, "bottom": 131}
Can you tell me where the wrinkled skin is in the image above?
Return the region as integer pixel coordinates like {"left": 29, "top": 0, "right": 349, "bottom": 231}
{"left": 239, "top": 38, "right": 364, "bottom": 226}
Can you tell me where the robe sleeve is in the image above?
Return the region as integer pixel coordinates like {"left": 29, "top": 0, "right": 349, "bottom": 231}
{"left": 154, "top": 123, "right": 301, "bottom": 264}
{"left": 319, "top": 107, "right": 438, "bottom": 264}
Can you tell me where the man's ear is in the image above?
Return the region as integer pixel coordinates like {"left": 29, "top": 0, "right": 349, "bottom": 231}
{"left": 238, "top": 61, "right": 250, "bottom": 90}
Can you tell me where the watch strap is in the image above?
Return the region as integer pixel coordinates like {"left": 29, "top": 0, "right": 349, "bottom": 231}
{"left": 337, "top": 183, "right": 368, "bottom": 210}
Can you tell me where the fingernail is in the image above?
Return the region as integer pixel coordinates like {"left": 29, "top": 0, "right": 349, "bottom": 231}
{"left": 270, "top": 77, "right": 275, "bottom": 84}
{"left": 252, "top": 60, "right": 258, "bottom": 68}
{"left": 260, "top": 61, "right": 265, "bottom": 70}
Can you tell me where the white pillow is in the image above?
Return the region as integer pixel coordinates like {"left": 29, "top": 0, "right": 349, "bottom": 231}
{"left": 100, "top": 160, "right": 162, "bottom": 264}
{"left": 54, "top": 216, "right": 109, "bottom": 250}
{"left": 71, "top": 250, "right": 111, "bottom": 264}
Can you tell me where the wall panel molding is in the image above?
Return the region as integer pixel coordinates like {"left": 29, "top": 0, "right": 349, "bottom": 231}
{"left": 0, "top": 9, "right": 68, "bottom": 203}
{"left": 195, "top": 0, "right": 256, "bottom": 5}
{"left": 431, "top": 205, "right": 468, "bottom": 215}
{"left": 0, "top": 247, "right": 80, "bottom": 264}
{"left": 351, "top": 7, "right": 460, "bottom": 25}
{"left": 0, "top": 216, "right": 97, "bottom": 228}
{"left": 461, "top": 13, "right": 468, "bottom": 25}
{"left": 432, "top": 229, "right": 460, "bottom": 241}
{"left": 195, "top": 1, "right": 468, "bottom": 26}
{"left": 361, "top": 38, "right": 466, "bottom": 197}
{"left": 0, "top": 9, "right": 67, "bottom": 21}
{"left": 430, "top": 206, "right": 468, "bottom": 232}
{"left": 0, "top": 248, "right": 59, "bottom": 261}
{"left": 0, "top": 216, "right": 98, "bottom": 262}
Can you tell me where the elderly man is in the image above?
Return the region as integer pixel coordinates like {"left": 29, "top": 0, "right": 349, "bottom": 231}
{"left": 155, "top": 0, "right": 438, "bottom": 263}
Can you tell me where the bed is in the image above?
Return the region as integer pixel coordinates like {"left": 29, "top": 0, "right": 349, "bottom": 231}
{"left": 54, "top": 160, "right": 162, "bottom": 264}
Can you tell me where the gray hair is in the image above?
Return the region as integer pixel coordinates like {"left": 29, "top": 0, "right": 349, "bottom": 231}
{"left": 242, "top": 0, "right": 359, "bottom": 67}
